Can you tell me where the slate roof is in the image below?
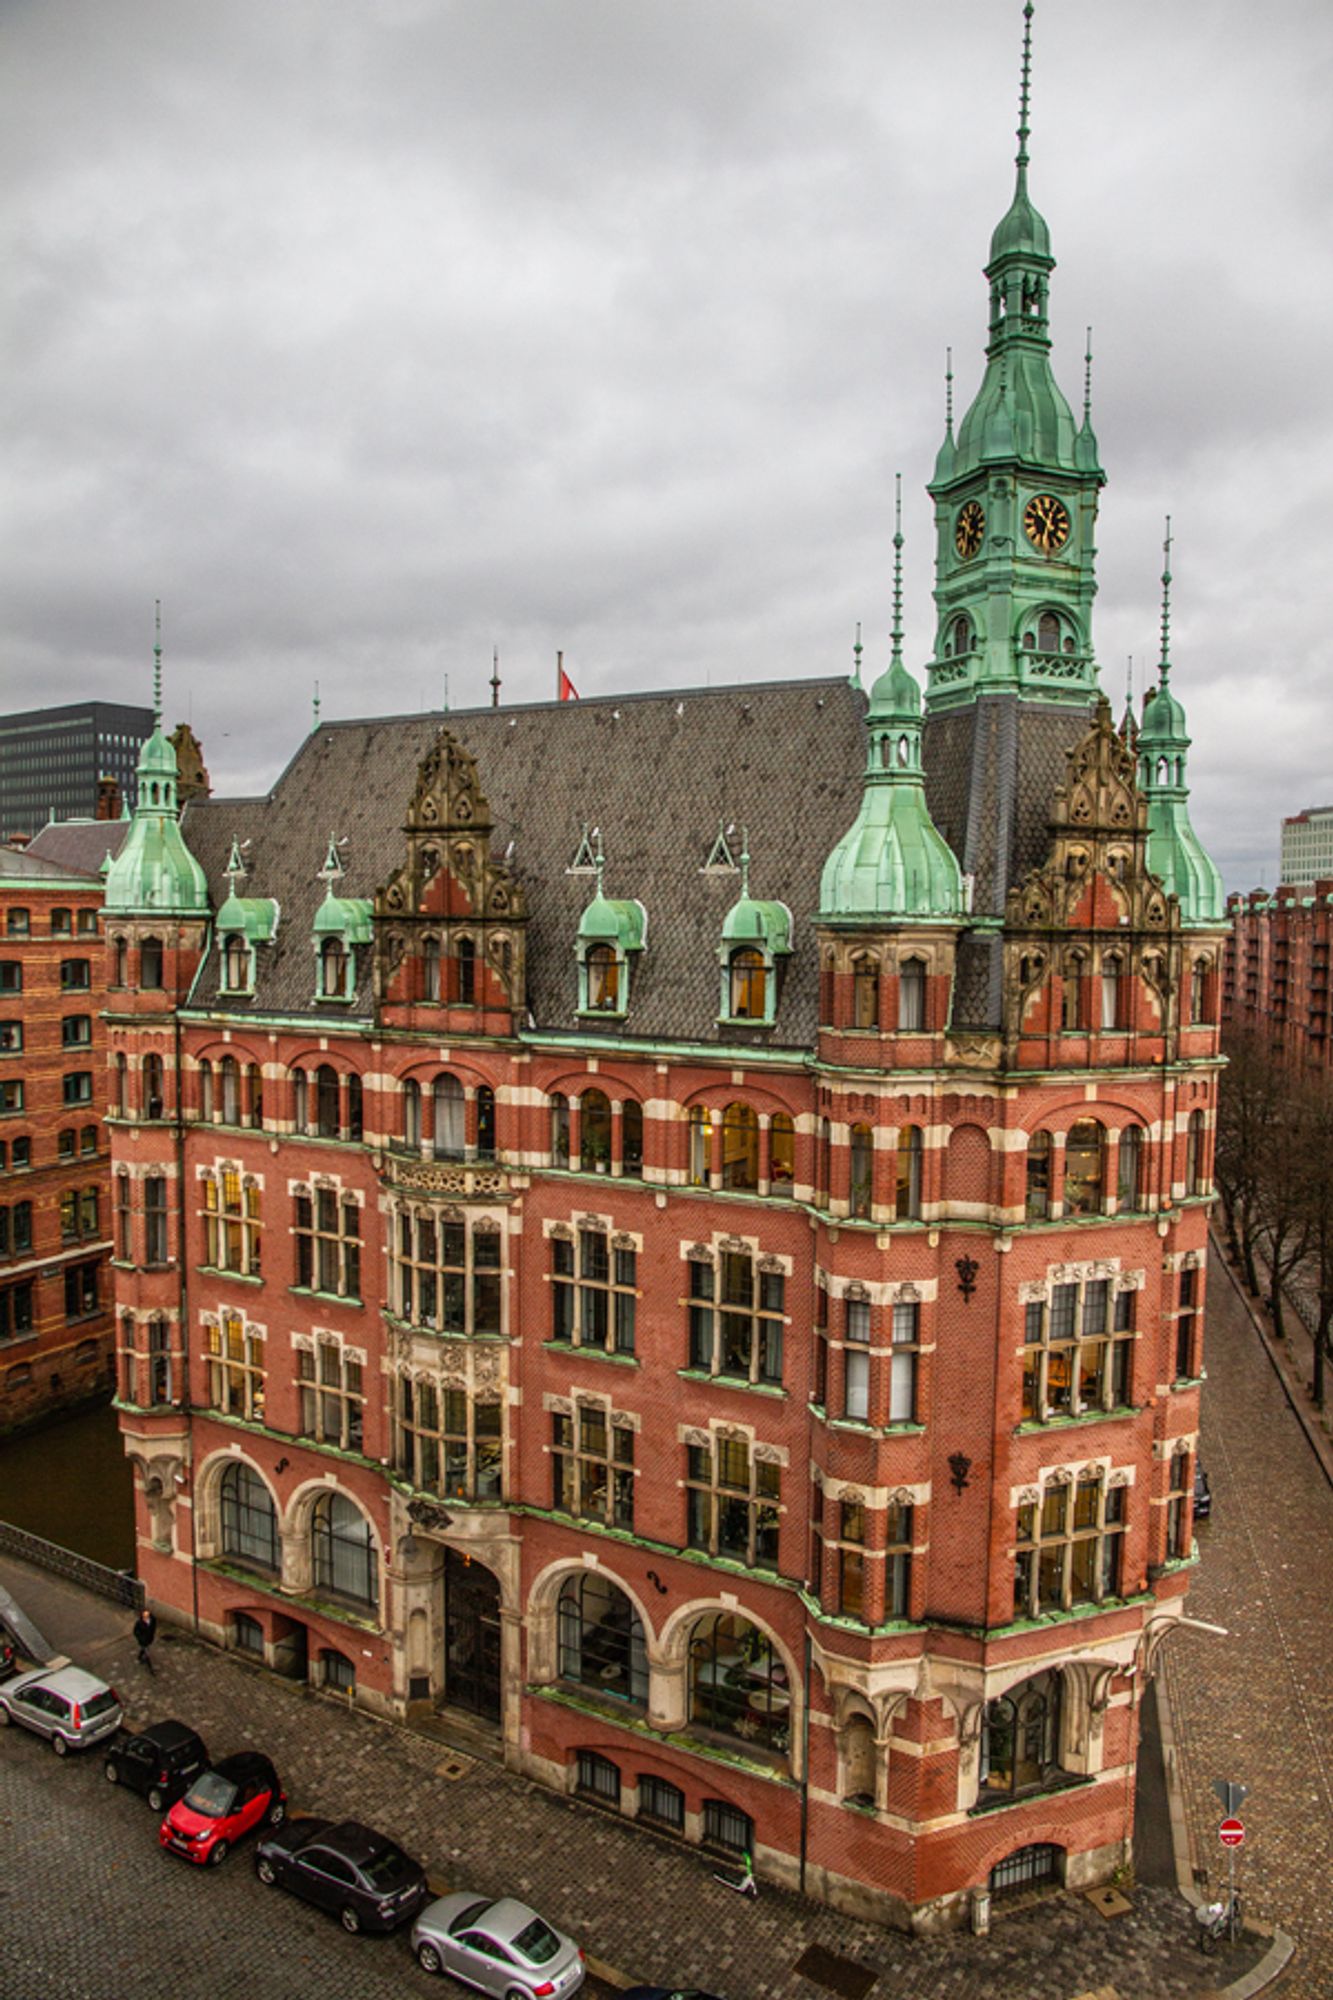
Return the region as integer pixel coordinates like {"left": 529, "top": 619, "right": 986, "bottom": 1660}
{"left": 180, "top": 679, "right": 871, "bottom": 1048}
{"left": 25, "top": 820, "right": 129, "bottom": 878}
{"left": 0, "top": 841, "right": 104, "bottom": 887}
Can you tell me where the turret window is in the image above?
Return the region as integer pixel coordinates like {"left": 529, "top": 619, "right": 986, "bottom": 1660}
{"left": 549, "top": 1093, "right": 570, "bottom": 1167}
{"left": 1099, "top": 954, "right": 1124, "bottom": 1030}
{"left": 1117, "top": 1126, "right": 1144, "bottom": 1210}
{"left": 432, "top": 1073, "right": 465, "bottom": 1160}
{"left": 476, "top": 1084, "right": 497, "bottom": 1161}
{"left": 687, "top": 1105, "right": 710, "bottom": 1187}
{"left": 1185, "top": 1110, "right": 1207, "bottom": 1195}
{"left": 140, "top": 938, "right": 163, "bottom": 989}
{"left": 623, "top": 1100, "right": 644, "bottom": 1175}
{"left": 395, "top": 1377, "right": 502, "bottom": 1502}
{"left": 852, "top": 954, "right": 880, "bottom": 1029}
{"left": 142, "top": 1054, "right": 165, "bottom": 1121}
{"left": 1026, "top": 1132, "right": 1051, "bottom": 1220}
{"left": 849, "top": 1126, "right": 873, "bottom": 1219}
{"left": 898, "top": 956, "right": 927, "bottom": 1030}
{"left": 423, "top": 937, "right": 441, "bottom": 1001}
{"left": 1190, "top": 959, "right": 1210, "bottom": 1024}
{"left": 896, "top": 1126, "right": 923, "bottom": 1220}
{"left": 392, "top": 1210, "right": 502, "bottom": 1335}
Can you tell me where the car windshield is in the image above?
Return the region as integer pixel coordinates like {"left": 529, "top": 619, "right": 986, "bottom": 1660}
{"left": 450, "top": 1900, "right": 492, "bottom": 1936}
{"left": 362, "top": 1845, "right": 412, "bottom": 1889}
{"left": 182, "top": 1772, "right": 237, "bottom": 1817}
{"left": 512, "top": 1918, "right": 561, "bottom": 1965}
{"left": 82, "top": 1690, "right": 119, "bottom": 1720}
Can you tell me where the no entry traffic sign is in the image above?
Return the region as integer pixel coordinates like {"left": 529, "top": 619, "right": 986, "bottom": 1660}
{"left": 1219, "top": 1818, "right": 1246, "bottom": 1849}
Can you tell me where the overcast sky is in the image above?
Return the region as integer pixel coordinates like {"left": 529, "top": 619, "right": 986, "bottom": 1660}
{"left": 5, "top": 0, "right": 1331, "bottom": 889}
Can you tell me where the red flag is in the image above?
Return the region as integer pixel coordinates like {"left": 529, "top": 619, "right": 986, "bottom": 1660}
{"left": 557, "top": 651, "right": 579, "bottom": 701}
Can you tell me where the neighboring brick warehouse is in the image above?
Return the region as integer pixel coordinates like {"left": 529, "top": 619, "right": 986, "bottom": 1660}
{"left": 107, "top": 19, "right": 1229, "bottom": 1938}
{"left": 1223, "top": 882, "right": 1333, "bottom": 1066}
{"left": 0, "top": 846, "right": 114, "bottom": 1432}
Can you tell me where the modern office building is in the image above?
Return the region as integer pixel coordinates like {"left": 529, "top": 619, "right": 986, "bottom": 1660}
{"left": 0, "top": 700, "right": 154, "bottom": 840}
{"left": 1279, "top": 806, "right": 1333, "bottom": 891}
{"left": 106, "top": 11, "right": 1227, "bottom": 1934}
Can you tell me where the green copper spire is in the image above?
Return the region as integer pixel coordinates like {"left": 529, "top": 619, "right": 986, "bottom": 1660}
{"left": 821, "top": 482, "right": 965, "bottom": 923}
{"left": 103, "top": 606, "right": 209, "bottom": 917}
{"left": 1139, "top": 521, "right": 1224, "bottom": 926}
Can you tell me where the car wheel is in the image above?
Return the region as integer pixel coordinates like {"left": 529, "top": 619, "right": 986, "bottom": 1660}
{"left": 256, "top": 1857, "right": 278, "bottom": 1887}
{"left": 147, "top": 1786, "right": 165, "bottom": 1812}
{"left": 505, "top": 1985, "right": 529, "bottom": 2000}
{"left": 52, "top": 1734, "right": 69, "bottom": 1756}
{"left": 0, "top": 1704, "right": 10, "bottom": 1725}
{"left": 340, "top": 1906, "right": 361, "bottom": 1935}
{"left": 104, "top": 1760, "right": 119, "bottom": 1784}
{"left": 416, "top": 1942, "right": 443, "bottom": 1976}
{"left": 208, "top": 1839, "right": 229, "bottom": 1868}
{"left": 267, "top": 1799, "right": 286, "bottom": 1827}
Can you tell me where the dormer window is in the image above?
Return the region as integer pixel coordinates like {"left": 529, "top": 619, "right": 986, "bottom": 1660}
{"left": 575, "top": 848, "right": 645, "bottom": 1020}
{"left": 319, "top": 937, "right": 349, "bottom": 1000}
{"left": 717, "top": 846, "right": 791, "bottom": 1029}
{"left": 221, "top": 934, "right": 251, "bottom": 996}
{"left": 586, "top": 944, "right": 620, "bottom": 1012}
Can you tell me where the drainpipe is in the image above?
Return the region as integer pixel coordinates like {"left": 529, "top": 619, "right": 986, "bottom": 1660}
{"left": 173, "top": 995, "right": 200, "bottom": 1637}
{"left": 799, "top": 1627, "right": 812, "bottom": 1894}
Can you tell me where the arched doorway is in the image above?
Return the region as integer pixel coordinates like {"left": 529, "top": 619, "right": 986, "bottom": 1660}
{"left": 443, "top": 1548, "right": 501, "bottom": 1722}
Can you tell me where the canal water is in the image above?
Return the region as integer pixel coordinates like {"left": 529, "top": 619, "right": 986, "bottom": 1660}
{"left": 0, "top": 1399, "right": 135, "bottom": 1570}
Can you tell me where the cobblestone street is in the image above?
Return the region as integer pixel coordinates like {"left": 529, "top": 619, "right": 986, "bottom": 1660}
{"left": 0, "top": 1541, "right": 1273, "bottom": 2000}
{"left": 1160, "top": 1244, "right": 1333, "bottom": 2000}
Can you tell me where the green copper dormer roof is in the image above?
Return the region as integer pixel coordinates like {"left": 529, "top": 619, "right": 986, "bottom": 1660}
{"left": 720, "top": 840, "right": 792, "bottom": 956}
{"left": 575, "top": 840, "right": 646, "bottom": 953}
{"left": 313, "top": 886, "right": 373, "bottom": 944}
{"left": 103, "top": 608, "right": 210, "bottom": 917}
{"left": 1139, "top": 524, "right": 1225, "bottom": 928}
{"left": 216, "top": 890, "right": 279, "bottom": 942}
{"left": 821, "top": 487, "right": 965, "bottom": 924}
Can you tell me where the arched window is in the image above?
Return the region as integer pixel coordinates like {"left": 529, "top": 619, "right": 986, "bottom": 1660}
{"left": 549, "top": 1092, "right": 570, "bottom": 1167}
{"left": 1190, "top": 959, "right": 1209, "bottom": 1024}
{"left": 586, "top": 944, "right": 619, "bottom": 1012}
{"left": 1025, "top": 1131, "right": 1051, "bottom": 1220}
{"left": 1064, "top": 1120, "right": 1104, "bottom": 1216}
{"left": 140, "top": 936, "right": 164, "bottom": 989}
{"left": 457, "top": 936, "right": 476, "bottom": 1006}
{"left": 949, "top": 613, "right": 973, "bottom": 657}
{"left": 402, "top": 1078, "right": 422, "bottom": 1150}
{"left": 1186, "top": 1109, "right": 1206, "bottom": 1195}
{"left": 852, "top": 954, "right": 880, "bottom": 1030}
{"left": 143, "top": 1054, "right": 164, "bottom": 1121}
{"left": 729, "top": 948, "right": 767, "bottom": 1021}
{"left": 222, "top": 935, "right": 248, "bottom": 993}
{"left": 622, "top": 1100, "right": 643, "bottom": 1175}
{"left": 1117, "top": 1126, "right": 1143, "bottom": 1210}
{"left": 581, "top": 1089, "right": 611, "bottom": 1171}
{"left": 292, "top": 1066, "right": 309, "bottom": 1134}
{"left": 476, "top": 1084, "right": 497, "bottom": 1161}
{"left": 557, "top": 1572, "right": 647, "bottom": 1706}
{"left": 198, "top": 1058, "right": 214, "bottom": 1122}
{"left": 316, "top": 1064, "right": 340, "bottom": 1139}
{"left": 980, "top": 1672, "right": 1064, "bottom": 1799}
{"left": 898, "top": 957, "right": 927, "bottom": 1031}
{"left": 113, "top": 937, "right": 128, "bottom": 987}
{"left": 688, "top": 1612, "right": 789, "bottom": 1754}
{"left": 1100, "top": 954, "right": 1122, "bottom": 1030}
{"left": 769, "top": 1112, "right": 795, "bottom": 1188}
{"left": 114, "top": 1053, "right": 128, "bottom": 1118}
{"left": 850, "top": 1125, "right": 873, "bottom": 1219}
{"left": 423, "top": 937, "right": 441, "bottom": 1002}
{"left": 319, "top": 937, "right": 347, "bottom": 1000}
{"left": 842, "top": 1713, "right": 877, "bottom": 1806}
{"left": 218, "top": 1463, "right": 278, "bottom": 1573}
{"left": 311, "top": 1491, "right": 378, "bottom": 1608}
{"left": 1037, "top": 611, "right": 1061, "bottom": 654}
{"left": 721, "top": 1103, "right": 758, "bottom": 1192}
{"left": 896, "top": 1126, "right": 922, "bottom": 1220}
{"left": 1062, "top": 954, "right": 1087, "bottom": 1030}
{"left": 687, "top": 1105, "right": 710, "bottom": 1187}
{"left": 345, "top": 1072, "right": 360, "bottom": 1140}
{"left": 433, "top": 1073, "right": 464, "bottom": 1160}
{"left": 247, "top": 1063, "right": 265, "bottom": 1129}
{"left": 220, "top": 1055, "right": 241, "bottom": 1126}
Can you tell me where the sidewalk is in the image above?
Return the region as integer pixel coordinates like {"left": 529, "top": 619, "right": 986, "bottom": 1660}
{"left": 1212, "top": 1228, "right": 1333, "bottom": 1490}
{"left": 0, "top": 1553, "right": 1281, "bottom": 2000}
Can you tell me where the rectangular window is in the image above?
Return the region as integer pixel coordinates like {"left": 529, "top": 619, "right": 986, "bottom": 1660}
{"left": 685, "top": 1436, "right": 780, "bottom": 1570}
{"left": 297, "top": 1340, "right": 365, "bottom": 1451}
{"left": 144, "top": 1176, "right": 169, "bottom": 1266}
{"left": 394, "top": 1212, "right": 502, "bottom": 1336}
{"left": 76, "top": 909, "right": 98, "bottom": 936}
{"left": 551, "top": 1407, "right": 634, "bottom": 1529}
{"left": 50, "top": 908, "right": 72, "bottom": 936}
{"left": 61, "top": 1015, "right": 92, "bottom": 1048}
{"left": 62, "top": 1072, "right": 93, "bottom": 1106}
{"left": 205, "top": 1312, "right": 265, "bottom": 1420}
{"left": 844, "top": 1297, "right": 871, "bottom": 1419}
{"left": 292, "top": 1188, "right": 361, "bottom": 1299}
{"left": 59, "top": 959, "right": 91, "bottom": 992}
{"left": 6, "top": 910, "right": 29, "bottom": 937}
{"left": 148, "top": 1318, "right": 172, "bottom": 1404}
{"left": 1022, "top": 1278, "right": 1135, "bottom": 1422}
{"left": 0, "top": 1021, "right": 22, "bottom": 1054}
{"left": 394, "top": 1378, "right": 502, "bottom": 1502}
{"left": 638, "top": 1775, "right": 684, "bottom": 1831}
{"left": 889, "top": 1300, "right": 919, "bottom": 1423}
{"left": 688, "top": 1250, "right": 784, "bottom": 1385}
{"left": 0, "top": 963, "right": 20, "bottom": 994}
{"left": 550, "top": 1228, "right": 637, "bottom": 1354}
{"left": 115, "top": 1175, "right": 132, "bottom": 1260}
{"left": 575, "top": 1750, "right": 621, "bottom": 1807}
{"left": 0, "top": 1280, "right": 35, "bottom": 1340}
{"left": 63, "top": 1260, "right": 99, "bottom": 1321}
{"left": 1013, "top": 1474, "right": 1126, "bottom": 1618}
{"left": 0, "top": 1081, "right": 24, "bottom": 1116}
{"left": 202, "top": 1170, "right": 261, "bottom": 1276}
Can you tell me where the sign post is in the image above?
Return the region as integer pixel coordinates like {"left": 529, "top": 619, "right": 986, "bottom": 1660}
{"left": 1212, "top": 1782, "right": 1249, "bottom": 1943}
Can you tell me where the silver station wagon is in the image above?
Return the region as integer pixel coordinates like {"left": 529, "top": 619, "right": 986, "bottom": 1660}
{"left": 0, "top": 1664, "right": 122, "bottom": 1753}
{"left": 412, "top": 1894, "right": 586, "bottom": 2000}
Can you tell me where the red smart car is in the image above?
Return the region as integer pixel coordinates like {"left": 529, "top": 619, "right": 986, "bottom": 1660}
{"left": 159, "top": 1750, "right": 285, "bottom": 1866}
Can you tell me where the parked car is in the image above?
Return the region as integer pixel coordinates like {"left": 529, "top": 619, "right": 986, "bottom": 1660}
{"left": 254, "top": 1817, "right": 429, "bottom": 1934}
{"left": 159, "top": 1750, "right": 285, "bottom": 1865}
{"left": 412, "top": 1893, "right": 585, "bottom": 1998}
{"left": 0, "top": 1664, "right": 122, "bottom": 1754}
{"left": 1194, "top": 1464, "right": 1212, "bottom": 1520}
{"left": 104, "top": 1719, "right": 209, "bottom": 1810}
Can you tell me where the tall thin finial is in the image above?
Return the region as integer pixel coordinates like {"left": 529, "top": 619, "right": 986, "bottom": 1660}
{"left": 891, "top": 474, "right": 904, "bottom": 664}
{"left": 491, "top": 646, "right": 501, "bottom": 709}
{"left": 850, "top": 621, "right": 863, "bottom": 689}
{"left": 594, "top": 826, "right": 605, "bottom": 896}
{"left": 945, "top": 347, "right": 954, "bottom": 437}
{"left": 739, "top": 826, "right": 751, "bottom": 898}
{"left": 1083, "top": 328, "right": 1093, "bottom": 424}
{"left": 1126, "top": 655, "right": 1134, "bottom": 707}
{"left": 1016, "top": 1, "right": 1035, "bottom": 183}
{"left": 443, "top": 674, "right": 450, "bottom": 714}
{"left": 152, "top": 599, "right": 163, "bottom": 728}
{"left": 1159, "top": 516, "right": 1173, "bottom": 683}
{"left": 312, "top": 679, "right": 321, "bottom": 733}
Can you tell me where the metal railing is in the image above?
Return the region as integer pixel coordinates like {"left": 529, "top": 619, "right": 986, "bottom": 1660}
{"left": 0, "top": 1519, "right": 144, "bottom": 1610}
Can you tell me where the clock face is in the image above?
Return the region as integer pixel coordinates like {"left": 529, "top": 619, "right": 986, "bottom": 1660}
{"left": 1023, "top": 493, "right": 1071, "bottom": 555}
{"left": 954, "top": 499, "right": 985, "bottom": 560}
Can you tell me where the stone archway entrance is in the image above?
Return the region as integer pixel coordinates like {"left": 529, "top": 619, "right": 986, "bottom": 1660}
{"left": 443, "top": 1548, "right": 501, "bottom": 1722}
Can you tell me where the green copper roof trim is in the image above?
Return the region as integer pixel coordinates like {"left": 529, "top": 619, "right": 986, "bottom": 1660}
{"left": 821, "top": 482, "right": 965, "bottom": 922}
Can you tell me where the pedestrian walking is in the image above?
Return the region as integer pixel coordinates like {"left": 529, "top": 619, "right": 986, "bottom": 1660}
{"left": 133, "top": 1606, "right": 158, "bottom": 1675}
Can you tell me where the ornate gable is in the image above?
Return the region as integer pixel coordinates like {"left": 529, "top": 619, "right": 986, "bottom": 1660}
{"left": 374, "top": 729, "right": 527, "bottom": 1015}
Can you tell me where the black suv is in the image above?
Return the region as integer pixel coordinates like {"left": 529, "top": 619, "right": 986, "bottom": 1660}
{"left": 255, "top": 1818, "right": 429, "bottom": 1933}
{"left": 104, "top": 1720, "right": 209, "bottom": 1811}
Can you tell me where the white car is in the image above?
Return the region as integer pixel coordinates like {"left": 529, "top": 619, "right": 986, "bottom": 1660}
{"left": 412, "top": 1894, "right": 586, "bottom": 2000}
{"left": 0, "top": 1664, "right": 122, "bottom": 1753}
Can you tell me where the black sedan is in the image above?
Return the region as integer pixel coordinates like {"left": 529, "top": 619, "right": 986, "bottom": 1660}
{"left": 254, "top": 1817, "right": 429, "bottom": 1933}
{"left": 103, "top": 1719, "right": 209, "bottom": 1811}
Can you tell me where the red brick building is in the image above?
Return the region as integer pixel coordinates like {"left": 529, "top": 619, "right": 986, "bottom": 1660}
{"left": 1223, "top": 884, "right": 1333, "bottom": 1067}
{"left": 0, "top": 846, "right": 114, "bottom": 1433}
{"left": 109, "top": 29, "right": 1227, "bottom": 1933}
